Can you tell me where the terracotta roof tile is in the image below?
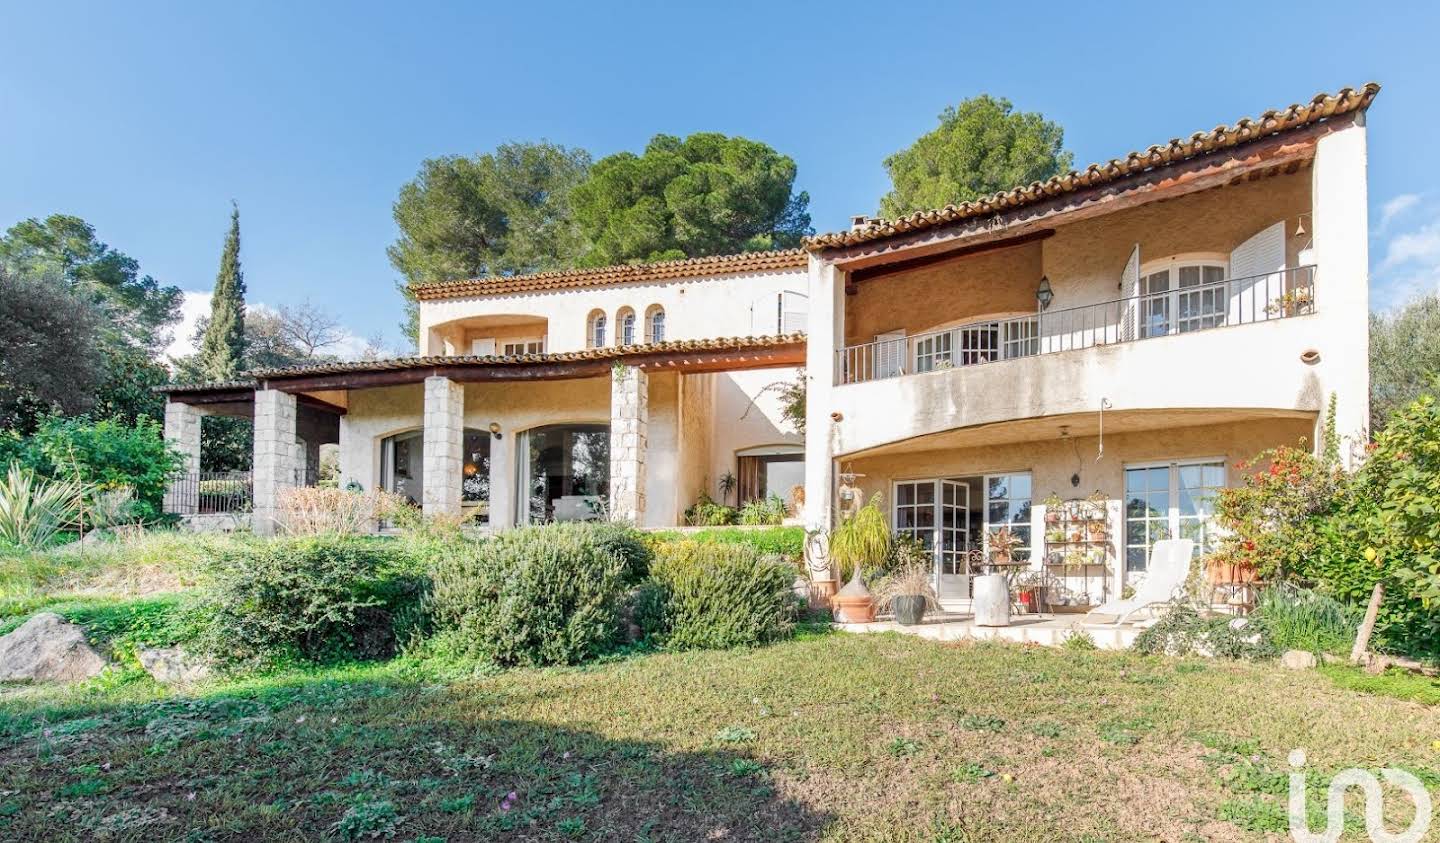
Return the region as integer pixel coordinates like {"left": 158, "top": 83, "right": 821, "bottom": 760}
{"left": 411, "top": 249, "right": 808, "bottom": 301}
{"left": 242, "top": 333, "right": 807, "bottom": 380}
{"left": 806, "top": 83, "right": 1381, "bottom": 252}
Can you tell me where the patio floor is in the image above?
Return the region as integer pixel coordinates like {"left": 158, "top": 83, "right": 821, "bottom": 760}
{"left": 834, "top": 611, "right": 1149, "bottom": 650}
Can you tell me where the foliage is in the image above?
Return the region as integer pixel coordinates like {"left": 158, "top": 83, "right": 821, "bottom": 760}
{"left": 879, "top": 95, "right": 1073, "bottom": 218}
{"left": 1133, "top": 602, "right": 1277, "bottom": 659}
{"left": 717, "top": 472, "right": 737, "bottom": 506}
{"left": 828, "top": 495, "right": 890, "bottom": 582}
{"left": 1210, "top": 444, "right": 1344, "bottom": 581}
{"left": 1317, "top": 663, "right": 1440, "bottom": 706}
{"left": 571, "top": 132, "right": 811, "bottom": 266}
{"left": 194, "top": 535, "right": 427, "bottom": 668}
{"left": 9, "top": 415, "right": 181, "bottom": 522}
{"left": 425, "top": 524, "right": 632, "bottom": 666}
{"left": 0, "top": 465, "right": 87, "bottom": 550}
{"left": 646, "top": 540, "right": 797, "bottom": 649}
{"left": 583, "top": 520, "right": 653, "bottom": 583}
{"left": 276, "top": 486, "right": 411, "bottom": 536}
{"left": 645, "top": 526, "right": 804, "bottom": 561}
{"left": 0, "top": 265, "right": 105, "bottom": 429}
{"left": 1253, "top": 585, "right": 1359, "bottom": 656}
{"left": 738, "top": 493, "right": 788, "bottom": 526}
{"left": 684, "top": 493, "right": 737, "bottom": 526}
{"left": 390, "top": 142, "right": 592, "bottom": 342}
{"left": 196, "top": 205, "right": 247, "bottom": 382}
{"left": 1369, "top": 295, "right": 1440, "bottom": 432}
{"left": 0, "top": 214, "right": 182, "bottom": 425}
{"left": 871, "top": 559, "right": 938, "bottom": 611}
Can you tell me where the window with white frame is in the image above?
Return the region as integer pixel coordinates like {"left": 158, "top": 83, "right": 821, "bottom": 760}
{"left": 984, "top": 472, "right": 1032, "bottom": 561}
{"left": 502, "top": 339, "right": 545, "bottom": 356}
{"left": 646, "top": 306, "right": 665, "bottom": 343}
{"left": 1124, "top": 459, "right": 1226, "bottom": 572}
{"left": 587, "top": 311, "right": 606, "bottom": 348}
{"left": 1140, "top": 260, "right": 1227, "bottom": 338}
{"left": 1001, "top": 318, "right": 1039, "bottom": 359}
{"left": 893, "top": 480, "right": 938, "bottom": 554}
{"left": 914, "top": 332, "right": 952, "bottom": 372}
{"left": 617, "top": 308, "right": 636, "bottom": 346}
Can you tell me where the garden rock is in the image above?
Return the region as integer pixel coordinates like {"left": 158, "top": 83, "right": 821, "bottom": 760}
{"left": 0, "top": 613, "right": 107, "bottom": 682}
{"left": 137, "top": 647, "right": 213, "bottom": 685}
{"left": 1280, "top": 649, "right": 1318, "bottom": 670}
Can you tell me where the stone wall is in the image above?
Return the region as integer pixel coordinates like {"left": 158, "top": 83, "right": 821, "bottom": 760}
{"left": 609, "top": 366, "right": 648, "bottom": 523}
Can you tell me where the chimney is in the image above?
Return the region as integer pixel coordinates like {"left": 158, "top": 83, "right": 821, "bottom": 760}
{"left": 850, "top": 214, "right": 872, "bottom": 231}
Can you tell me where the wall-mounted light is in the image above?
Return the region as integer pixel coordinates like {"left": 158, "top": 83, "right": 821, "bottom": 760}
{"left": 488, "top": 422, "right": 503, "bottom": 440}
{"left": 1036, "top": 276, "right": 1053, "bottom": 311}
{"left": 1295, "top": 213, "right": 1310, "bottom": 237}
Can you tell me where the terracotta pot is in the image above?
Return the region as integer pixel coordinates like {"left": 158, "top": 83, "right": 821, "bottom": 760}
{"left": 833, "top": 593, "right": 876, "bottom": 624}
{"left": 1206, "top": 561, "right": 1260, "bottom": 585}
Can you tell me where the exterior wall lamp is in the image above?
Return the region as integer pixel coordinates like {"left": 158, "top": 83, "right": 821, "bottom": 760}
{"left": 488, "top": 422, "right": 503, "bottom": 439}
{"left": 1036, "top": 276, "right": 1053, "bottom": 311}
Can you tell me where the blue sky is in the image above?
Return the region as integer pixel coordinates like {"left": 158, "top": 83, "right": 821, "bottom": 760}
{"left": 3, "top": 1, "right": 1437, "bottom": 356}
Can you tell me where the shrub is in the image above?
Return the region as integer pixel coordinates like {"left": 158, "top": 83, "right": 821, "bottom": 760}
{"left": 0, "top": 464, "right": 87, "bottom": 550}
{"left": 194, "top": 535, "right": 426, "bottom": 668}
{"left": 738, "top": 494, "right": 788, "bottom": 526}
{"left": 584, "top": 521, "right": 652, "bottom": 582}
{"left": 1253, "top": 585, "right": 1359, "bottom": 656}
{"left": 647, "top": 540, "right": 798, "bottom": 649}
{"left": 684, "top": 493, "right": 737, "bottom": 526}
{"left": 426, "top": 524, "right": 632, "bottom": 666}
{"left": 829, "top": 495, "right": 890, "bottom": 582}
{"left": 13, "top": 416, "right": 181, "bottom": 522}
{"left": 1133, "top": 602, "right": 1276, "bottom": 660}
{"left": 645, "top": 526, "right": 804, "bottom": 561}
{"left": 276, "top": 486, "right": 411, "bottom": 536}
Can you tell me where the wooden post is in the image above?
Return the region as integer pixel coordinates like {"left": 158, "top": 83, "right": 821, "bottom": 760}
{"left": 1349, "top": 582, "right": 1385, "bottom": 665}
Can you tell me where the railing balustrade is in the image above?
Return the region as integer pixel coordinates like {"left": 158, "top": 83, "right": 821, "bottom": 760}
{"left": 835, "top": 266, "right": 1316, "bottom": 385}
{"left": 164, "top": 471, "right": 254, "bottom": 514}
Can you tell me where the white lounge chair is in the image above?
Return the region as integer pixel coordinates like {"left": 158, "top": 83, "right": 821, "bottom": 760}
{"left": 1085, "top": 538, "right": 1194, "bottom": 625}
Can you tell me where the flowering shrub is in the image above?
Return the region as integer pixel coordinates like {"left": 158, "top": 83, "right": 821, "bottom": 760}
{"left": 1209, "top": 445, "right": 1344, "bottom": 580}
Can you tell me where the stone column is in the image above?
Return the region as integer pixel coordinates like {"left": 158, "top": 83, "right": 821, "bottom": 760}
{"left": 252, "top": 389, "right": 298, "bottom": 536}
{"left": 422, "top": 376, "right": 464, "bottom": 518}
{"left": 609, "top": 365, "right": 648, "bottom": 524}
{"left": 163, "top": 400, "right": 204, "bottom": 515}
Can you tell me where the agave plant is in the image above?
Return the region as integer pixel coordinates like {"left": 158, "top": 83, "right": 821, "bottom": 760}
{"left": 0, "top": 464, "right": 89, "bottom": 550}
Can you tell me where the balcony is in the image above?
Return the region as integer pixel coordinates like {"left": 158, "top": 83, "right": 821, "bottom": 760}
{"left": 835, "top": 266, "right": 1316, "bottom": 386}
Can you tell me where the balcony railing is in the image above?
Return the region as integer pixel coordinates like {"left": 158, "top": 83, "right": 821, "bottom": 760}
{"left": 835, "top": 265, "right": 1316, "bottom": 385}
{"left": 165, "top": 471, "right": 253, "bottom": 514}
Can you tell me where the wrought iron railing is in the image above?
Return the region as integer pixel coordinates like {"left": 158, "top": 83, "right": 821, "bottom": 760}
{"left": 835, "top": 265, "right": 1316, "bottom": 385}
{"left": 165, "top": 471, "right": 253, "bottom": 514}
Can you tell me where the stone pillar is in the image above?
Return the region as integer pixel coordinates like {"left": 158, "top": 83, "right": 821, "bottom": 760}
{"left": 252, "top": 389, "right": 298, "bottom": 536}
{"left": 422, "top": 376, "right": 464, "bottom": 517}
{"left": 609, "top": 365, "right": 648, "bottom": 524}
{"left": 163, "top": 400, "right": 203, "bottom": 515}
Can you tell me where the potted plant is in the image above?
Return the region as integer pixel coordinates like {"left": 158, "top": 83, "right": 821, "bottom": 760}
{"left": 1045, "top": 527, "right": 1066, "bottom": 545}
{"left": 828, "top": 494, "right": 891, "bottom": 623}
{"left": 988, "top": 527, "right": 1022, "bottom": 565}
{"left": 873, "top": 559, "right": 938, "bottom": 625}
{"left": 1043, "top": 492, "right": 1064, "bottom": 525}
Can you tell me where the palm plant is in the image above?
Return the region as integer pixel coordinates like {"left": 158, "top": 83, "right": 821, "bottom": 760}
{"left": 829, "top": 494, "right": 890, "bottom": 586}
{"left": 717, "top": 472, "right": 737, "bottom": 506}
{"left": 0, "top": 464, "right": 88, "bottom": 550}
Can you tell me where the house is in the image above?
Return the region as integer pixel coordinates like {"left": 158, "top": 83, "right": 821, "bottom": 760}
{"left": 160, "top": 83, "right": 1377, "bottom": 613}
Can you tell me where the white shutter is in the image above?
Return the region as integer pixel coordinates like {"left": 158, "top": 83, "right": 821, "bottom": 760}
{"left": 1228, "top": 221, "right": 1287, "bottom": 323}
{"left": 750, "top": 294, "right": 776, "bottom": 335}
{"left": 1118, "top": 244, "right": 1141, "bottom": 342}
{"left": 470, "top": 338, "right": 496, "bottom": 356}
{"left": 875, "top": 330, "right": 906, "bottom": 379}
{"left": 780, "top": 290, "right": 808, "bottom": 334}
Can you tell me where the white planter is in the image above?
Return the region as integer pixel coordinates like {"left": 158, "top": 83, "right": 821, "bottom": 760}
{"left": 972, "top": 574, "right": 1011, "bottom": 627}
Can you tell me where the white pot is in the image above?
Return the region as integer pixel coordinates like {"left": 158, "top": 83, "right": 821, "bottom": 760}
{"left": 972, "top": 574, "right": 1011, "bottom": 627}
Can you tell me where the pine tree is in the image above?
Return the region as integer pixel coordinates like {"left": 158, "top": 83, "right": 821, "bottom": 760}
{"left": 198, "top": 204, "right": 247, "bottom": 381}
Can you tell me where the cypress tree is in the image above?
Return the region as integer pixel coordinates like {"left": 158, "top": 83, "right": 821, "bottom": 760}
{"left": 198, "top": 203, "right": 247, "bottom": 381}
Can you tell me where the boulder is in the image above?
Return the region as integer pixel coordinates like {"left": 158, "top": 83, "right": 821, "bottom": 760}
{"left": 1280, "top": 649, "right": 1318, "bottom": 670}
{"left": 137, "top": 647, "right": 213, "bottom": 685}
{"left": 0, "top": 613, "right": 107, "bottom": 682}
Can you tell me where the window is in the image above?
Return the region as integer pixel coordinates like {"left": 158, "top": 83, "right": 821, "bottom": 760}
{"left": 1140, "top": 260, "right": 1227, "bottom": 337}
{"left": 914, "top": 332, "right": 952, "bottom": 372}
{"left": 894, "top": 480, "right": 938, "bottom": 555}
{"left": 735, "top": 446, "right": 804, "bottom": 506}
{"left": 984, "top": 472, "right": 1033, "bottom": 562}
{"left": 645, "top": 306, "right": 666, "bottom": 343}
{"left": 381, "top": 427, "right": 492, "bottom": 523}
{"left": 617, "top": 307, "right": 636, "bottom": 346}
{"left": 587, "top": 310, "right": 606, "bottom": 348}
{"left": 518, "top": 424, "right": 610, "bottom": 524}
{"left": 502, "top": 339, "right": 545, "bottom": 356}
{"left": 1125, "top": 459, "right": 1225, "bottom": 572}
{"left": 1001, "top": 318, "right": 1039, "bottom": 359}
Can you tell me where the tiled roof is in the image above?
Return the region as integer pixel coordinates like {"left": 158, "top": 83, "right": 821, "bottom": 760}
{"left": 245, "top": 333, "right": 807, "bottom": 380}
{"left": 806, "top": 83, "right": 1381, "bottom": 252}
{"left": 156, "top": 379, "right": 256, "bottom": 394}
{"left": 411, "top": 249, "right": 808, "bottom": 301}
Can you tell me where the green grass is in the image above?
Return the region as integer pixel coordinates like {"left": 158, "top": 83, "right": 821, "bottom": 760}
{"left": 3, "top": 633, "right": 1439, "bottom": 841}
{"left": 1318, "top": 662, "right": 1440, "bottom": 705}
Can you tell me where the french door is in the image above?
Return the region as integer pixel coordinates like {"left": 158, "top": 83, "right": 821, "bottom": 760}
{"left": 894, "top": 479, "right": 972, "bottom": 602}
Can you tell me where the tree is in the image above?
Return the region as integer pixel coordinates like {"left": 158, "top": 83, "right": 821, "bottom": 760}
{"left": 0, "top": 214, "right": 182, "bottom": 424}
{"left": 879, "top": 95, "right": 1073, "bottom": 218}
{"left": 572, "top": 133, "right": 812, "bottom": 267}
{"left": 1370, "top": 294, "right": 1440, "bottom": 431}
{"left": 390, "top": 141, "right": 592, "bottom": 342}
{"left": 197, "top": 205, "right": 247, "bottom": 381}
{"left": 0, "top": 265, "right": 105, "bottom": 429}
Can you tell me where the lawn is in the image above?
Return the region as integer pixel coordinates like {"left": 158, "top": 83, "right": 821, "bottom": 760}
{"left": 3, "top": 631, "right": 1438, "bottom": 841}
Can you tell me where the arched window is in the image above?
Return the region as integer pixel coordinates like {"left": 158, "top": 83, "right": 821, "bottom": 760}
{"left": 645, "top": 305, "right": 666, "bottom": 343}
{"left": 587, "top": 309, "right": 607, "bottom": 348}
{"left": 616, "top": 307, "right": 637, "bottom": 346}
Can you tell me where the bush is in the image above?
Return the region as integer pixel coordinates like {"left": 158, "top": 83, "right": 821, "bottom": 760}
{"left": 738, "top": 494, "right": 788, "bottom": 526}
{"left": 426, "top": 523, "right": 633, "bottom": 666}
{"left": 194, "top": 535, "right": 426, "bottom": 668}
{"left": 276, "top": 486, "right": 410, "bottom": 536}
{"left": 1133, "top": 602, "right": 1277, "bottom": 660}
{"left": 647, "top": 540, "right": 798, "bottom": 650}
{"left": 10, "top": 416, "right": 181, "bottom": 523}
{"left": 645, "top": 526, "right": 804, "bottom": 562}
{"left": 684, "top": 493, "right": 737, "bottom": 526}
{"left": 1253, "top": 585, "right": 1359, "bottom": 656}
{"left": 0, "top": 464, "right": 86, "bottom": 550}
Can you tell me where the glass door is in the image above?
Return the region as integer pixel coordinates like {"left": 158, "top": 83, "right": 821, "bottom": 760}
{"left": 938, "top": 480, "right": 971, "bottom": 601}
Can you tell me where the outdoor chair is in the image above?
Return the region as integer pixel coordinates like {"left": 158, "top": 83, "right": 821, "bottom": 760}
{"left": 1083, "top": 538, "right": 1194, "bottom": 625}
